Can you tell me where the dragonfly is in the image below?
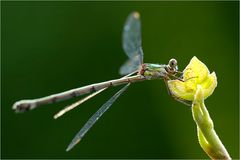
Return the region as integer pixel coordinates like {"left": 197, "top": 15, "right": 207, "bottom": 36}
{"left": 13, "top": 12, "right": 191, "bottom": 152}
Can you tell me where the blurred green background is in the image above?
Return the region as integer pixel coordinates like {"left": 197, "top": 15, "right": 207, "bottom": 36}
{"left": 2, "top": 1, "right": 239, "bottom": 159}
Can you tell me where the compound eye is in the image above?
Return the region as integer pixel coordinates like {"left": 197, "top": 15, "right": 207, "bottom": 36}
{"left": 169, "top": 59, "right": 177, "bottom": 69}
{"left": 169, "top": 59, "right": 177, "bottom": 67}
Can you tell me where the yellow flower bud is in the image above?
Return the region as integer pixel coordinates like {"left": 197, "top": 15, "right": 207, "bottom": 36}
{"left": 168, "top": 56, "right": 217, "bottom": 101}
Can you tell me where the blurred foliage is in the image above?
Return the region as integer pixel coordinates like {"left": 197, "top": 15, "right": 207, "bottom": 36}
{"left": 2, "top": 1, "right": 239, "bottom": 159}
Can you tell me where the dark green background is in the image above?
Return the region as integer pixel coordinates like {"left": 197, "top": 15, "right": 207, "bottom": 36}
{"left": 2, "top": 1, "right": 239, "bottom": 159}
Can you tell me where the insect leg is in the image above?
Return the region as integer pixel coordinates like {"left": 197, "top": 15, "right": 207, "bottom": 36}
{"left": 163, "top": 78, "right": 192, "bottom": 106}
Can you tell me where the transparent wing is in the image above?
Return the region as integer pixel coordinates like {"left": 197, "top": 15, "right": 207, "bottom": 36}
{"left": 123, "top": 12, "right": 143, "bottom": 63}
{"left": 66, "top": 83, "right": 130, "bottom": 151}
{"left": 119, "top": 57, "right": 140, "bottom": 75}
{"left": 121, "top": 11, "right": 143, "bottom": 75}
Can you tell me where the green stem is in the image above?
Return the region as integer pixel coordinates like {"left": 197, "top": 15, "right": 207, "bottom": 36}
{"left": 192, "top": 85, "right": 231, "bottom": 159}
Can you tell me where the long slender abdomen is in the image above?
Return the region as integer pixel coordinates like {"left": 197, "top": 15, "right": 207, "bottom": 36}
{"left": 12, "top": 75, "right": 144, "bottom": 113}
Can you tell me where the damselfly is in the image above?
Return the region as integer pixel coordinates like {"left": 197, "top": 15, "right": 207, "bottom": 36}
{"left": 13, "top": 12, "right": 190, "bottom": 151}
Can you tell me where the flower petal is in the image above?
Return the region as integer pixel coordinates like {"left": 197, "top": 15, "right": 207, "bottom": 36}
{"left": 183, "top": 56, "right": 210, "bottom": 83}
{"left": 201, "top": 72, "right": 217, "bottom": 98}
{"left": 168, "top": 80, "right": 195, "bottom": 101}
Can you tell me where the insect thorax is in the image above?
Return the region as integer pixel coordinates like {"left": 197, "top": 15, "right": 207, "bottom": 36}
{"left": 141, "top": 63, "right": 167, "bottom": 79}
